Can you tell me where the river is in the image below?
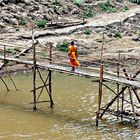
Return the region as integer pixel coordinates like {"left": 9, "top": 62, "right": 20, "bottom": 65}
{"left": 0, "top": 71, "right": 139, "bottom": 140}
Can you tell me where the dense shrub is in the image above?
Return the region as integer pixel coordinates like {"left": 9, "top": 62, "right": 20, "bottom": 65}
{"left": 98, "top": 1, "right": 117, "bottom": 13}
{"left": 83, "top": 29, "right": 92, "bottom": 35}
{"left": 56, "top": 40, "right": 69, "bottom": 52}
{"left": 84, "top": 6, "right": 95, "bottom": 18}
{"left": 34, "top": 19, "right": 47, "bottom": 28}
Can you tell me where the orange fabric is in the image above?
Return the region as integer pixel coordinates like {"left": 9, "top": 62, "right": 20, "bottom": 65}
{"left": 68, "top": 45, "right": 80, "bottom": 67}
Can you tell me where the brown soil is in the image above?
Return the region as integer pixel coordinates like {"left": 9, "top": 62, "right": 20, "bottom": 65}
{"left": 0, "top": 4, "right": 140, "bottom": 75}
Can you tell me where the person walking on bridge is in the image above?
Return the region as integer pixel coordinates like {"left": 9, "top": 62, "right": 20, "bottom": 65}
{"left": 68, "top": 41, "right": 80, "bottom": 71}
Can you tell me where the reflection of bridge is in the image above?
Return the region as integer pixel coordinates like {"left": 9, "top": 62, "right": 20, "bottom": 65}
{"left": 0, "top": 41, "right": 140, "bottom": 127}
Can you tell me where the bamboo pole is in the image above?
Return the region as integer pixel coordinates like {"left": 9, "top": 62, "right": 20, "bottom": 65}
{"left": 36, "top": 68, "right": 54, "bottom": 106}
{"left": 49, "top": 42, "right": 54, "bottom": 108}
{"left": 31, "top": 23, "right": 37, "bottom": 110}
{"left": 2, "top": 67, "right": 17, "bottom": 90}
{"left": 121, "top": 88, "right": 124, "bottom": 121}
{"left": 132, "top": 89, "right": 140, "bottom": 103}
{"left": 100, "top": 69, "right": 140, "bottom": 119}
{"left": 33, "top": 42, "right": 37, "bottom": 110}
{"left": 117, "top": 51, "right": 120, "bottom": 120}
{"left": 128, "top": 87, "right": 137, "bottom": 121}
{"left": 96, "top": 64, "right": 104, "bottom": 127}
{"left": 37, "top": 74, "right": 49, "bottom": 101}
{"left": 96, "top": 33, "right": 105, "bottom": 127}
{"left": 99, "top": 86, "right": 127, "bottom": 118}
{"left": 102, "top": 83, "right": 140, "bottom": 108}
{"left": 0, "top": 76, "right": 9, "bottom": 91}
{"left": 4, "top": 45, "right": 6, "bottom": 61}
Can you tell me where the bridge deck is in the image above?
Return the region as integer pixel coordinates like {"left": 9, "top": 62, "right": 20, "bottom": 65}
{"left": 0, "top": 56, "right": 140, "bottom": 89}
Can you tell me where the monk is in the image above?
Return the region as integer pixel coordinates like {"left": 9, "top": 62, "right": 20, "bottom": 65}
{"left": 68, "top": 41, "right": 80, "bottom": 71}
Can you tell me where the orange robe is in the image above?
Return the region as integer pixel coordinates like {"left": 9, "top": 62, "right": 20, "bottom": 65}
{"left": 68, "top": 45, "right": 80, "bottom": 67}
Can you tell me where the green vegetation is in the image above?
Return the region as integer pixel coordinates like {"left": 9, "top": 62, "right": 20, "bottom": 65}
{"left": 6, "top": 48, "right": 21, "bottom": 54}
{"left": 83, "top": 6, "right": 95, "bottom": 18}
{"left": 21, "top": 18, "right": 27, "bottom": 25}
{"left": 14, "top": 47, "right": 21, "bottom": 52}
{"left": 114, "top": 32, "right": 122, "bottom": 38}
{"left": 83, "top": 29, "right": 92, "bottom": 35}
{"left": 130, "top": 0, "right": 140, "bottom": 4}
{"left": 98, "top": 1, "right": 117, "bottom": 13}
{"left": 34, "top": 19, "right": 47, "bottom": 28}
{"left": 6, "top": 48, "right": 14, "bottom": 54}
{"left": 56, "top": 40, "right": 69, "bottom": 52}
{"left": 122, "top": 5, "right": 129, "bottom": 12}
{"left": 73, "top": 0, "right": 84, "bottom": 6}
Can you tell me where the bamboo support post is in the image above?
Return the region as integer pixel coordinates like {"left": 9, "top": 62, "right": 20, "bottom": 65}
{"left": 33, "top": 42, "right": 37, "bottom": 110}
{"left": 121, "top": 89, "right": 124, "bottom": 121}
{"left": 49, "top": 42, "right": 54, "bottom": 108}
{"left": 36, "top": 68, "right": 54, "bottom": 106}
{"left": 0, "top": 76, "right": 9, "bottom": 91}
{"left": 2, "top": 67, "right": 17, "bottom": 90}
{"left": 37, "top": 74, "right": 49, "bottom": 101}
{"left": 3, "top": 45, "right": 6, "bottom": 61}
{"left": 128, "top": 87, "right": 137, "bottom": 121}
{"left": 117, "top": 52, "right": 120, "bottom": 119}
{"left": 132, "top": 89, "right": 140, "bottom": 103}
{"left": 96, "top": 64, "right": 104, "bottom": 127}
{"left": 96, "top": 33, "right": 105, "bottom": 127}
{"left": 102, "top": 83, "right": 140, "bottom": 108}
{"left": 99, "top": 86, "right": 127, "bottom": 118}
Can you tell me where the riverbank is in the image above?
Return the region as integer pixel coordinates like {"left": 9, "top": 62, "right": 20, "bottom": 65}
{"left": 0, "top": 3, "right": 140, "bottom": 75}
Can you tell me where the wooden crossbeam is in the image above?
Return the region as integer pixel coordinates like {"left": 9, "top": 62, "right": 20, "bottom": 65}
{"left": 30, "top": 83, "right": 49, "bottom": 92}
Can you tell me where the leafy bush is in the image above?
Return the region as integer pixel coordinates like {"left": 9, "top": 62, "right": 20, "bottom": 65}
{"left": 74, "top": 0, "right": 84, "bottom": 6}
{"left": 82, "top": 6, "right": 95, "bottom": 19}
{"left": 130, "top": 0, "right": 140, "bottom": 4}
{"left": 56, "top": 40, "right": 69, "bottom": 52}
{"left": 6, "top": 48, "right": 14, "bottom": 54}
{"left": 20, "top": 18, "right": 27, "bottom": 25}
{"left": 98, "top": 1, "right": 117, "bottom": 13}
{"left": 14, "top": 47, "right": 21, "bottom": 52}
{"left": 34, "top": 19, "right": 47, "bottom": 28}
{"left": 83, "top": 29, "right": 92, "bottom": 35}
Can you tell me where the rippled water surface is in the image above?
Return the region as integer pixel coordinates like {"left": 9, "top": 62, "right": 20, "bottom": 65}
{"left": 0, "top": 71, "right": 139, "bottom": 140}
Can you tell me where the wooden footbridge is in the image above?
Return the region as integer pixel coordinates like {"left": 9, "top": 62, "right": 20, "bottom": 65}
{"left": 0, "top": 40, "right": 140, "bottom": 127}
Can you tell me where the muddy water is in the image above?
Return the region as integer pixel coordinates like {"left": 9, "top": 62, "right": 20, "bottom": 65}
{"left": 0, "top": 71, "right": 139, "bottom": 140}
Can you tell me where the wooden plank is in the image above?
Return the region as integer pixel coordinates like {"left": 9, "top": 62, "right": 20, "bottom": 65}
{"left": 0, "top": 56, "right": 140, "bottom": 88}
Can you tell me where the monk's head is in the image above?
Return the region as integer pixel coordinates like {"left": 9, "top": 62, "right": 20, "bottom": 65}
{"left": 71, "top": 41, "right": 74, "bottom": 46}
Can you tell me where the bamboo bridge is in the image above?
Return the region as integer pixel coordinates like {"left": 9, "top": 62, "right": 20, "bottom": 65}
{"left": 0, "top": 41, "right": 140, "bottom": 127}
